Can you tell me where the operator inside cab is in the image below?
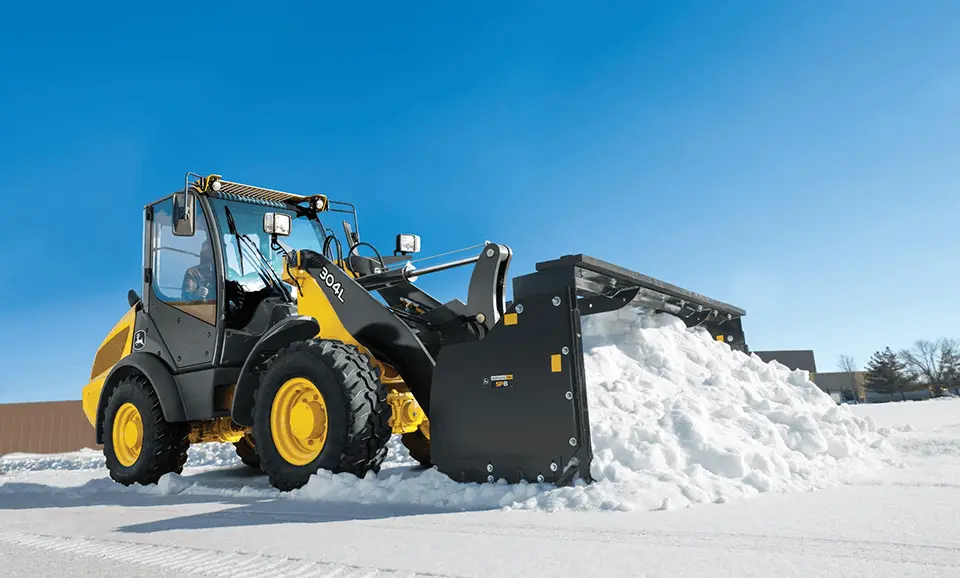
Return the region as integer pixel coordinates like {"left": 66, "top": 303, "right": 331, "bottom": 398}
{"left": 181, "top": 240, "right": 216, "bottom": 301}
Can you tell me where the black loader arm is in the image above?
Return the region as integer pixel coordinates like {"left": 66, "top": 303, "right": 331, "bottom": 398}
{"left": 231, "top": 315, "right": 320, "bottom": 426}
{"left": 354, "top": 243, "right": 513, "bottom": 339}
{"left": 425, "top": 242, "right": 512, "bottom": 337}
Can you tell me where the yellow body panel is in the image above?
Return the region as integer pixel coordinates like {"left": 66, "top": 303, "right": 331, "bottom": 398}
{"left": 82, "top": 307, "right": 137, "bottom": 426}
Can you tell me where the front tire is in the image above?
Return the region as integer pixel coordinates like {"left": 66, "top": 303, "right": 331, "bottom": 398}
{"left": 102, "top": 374, "right": 190, "bottom": 486}
{"left": 251, "top": 339, "right": 392, "bottom": 492}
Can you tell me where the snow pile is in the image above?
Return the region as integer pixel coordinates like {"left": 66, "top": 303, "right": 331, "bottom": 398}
{"left": 558, "top": 308, "right": 895, "bottom": 510}
{"left": 182, "top": 442, "right": 246, "bottom": 468}
{"left": 0, "top": 449, "right": 106, "bottom": 473}
{"left": 0, "top": 439, "right": 243, "bottom": 474}
{"left": 282, "top": 308, "right": 895, "bottom": 512}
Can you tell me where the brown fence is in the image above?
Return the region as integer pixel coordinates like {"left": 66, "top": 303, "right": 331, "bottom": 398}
{"left": 0, "top": 400, "right": 100, "bottom": 456}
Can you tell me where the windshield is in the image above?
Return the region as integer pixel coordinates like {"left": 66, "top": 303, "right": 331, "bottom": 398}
{"left": 206, "top": 197, "right": 327, "bottom": 293}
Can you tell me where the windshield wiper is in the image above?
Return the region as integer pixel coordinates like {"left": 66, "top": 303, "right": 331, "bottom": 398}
{"left": 238, "top": 233, "right": 293, "bottom": 301}
{"left": 223, "top": 206, "right": 246, "bottom": 277}
{"left": 223, "top": 205, "right": 292, "bottom": 301}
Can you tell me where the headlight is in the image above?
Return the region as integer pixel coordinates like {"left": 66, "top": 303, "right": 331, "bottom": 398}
{"left": 396, "top": 234, "right": 421, "bottom": 254}
{"left": 263, "top": 212, "right": 292, "bottom": 236}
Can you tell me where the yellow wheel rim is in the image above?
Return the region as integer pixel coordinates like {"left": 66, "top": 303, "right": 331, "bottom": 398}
{"left": 112, "top": 402, "right": 143, "bottom": 467}
{"left": 271, "top": 377, "right": 328, "bottom": 466}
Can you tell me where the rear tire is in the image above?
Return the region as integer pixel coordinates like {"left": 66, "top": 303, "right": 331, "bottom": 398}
{"left": 102, "top": 374, "right": 190, "bottom": 486}
{"left": 234, "top": 434, "right": 261, "bottom": 469}
{"left": 251, "top": 339, "right": 392, "bottom": 492}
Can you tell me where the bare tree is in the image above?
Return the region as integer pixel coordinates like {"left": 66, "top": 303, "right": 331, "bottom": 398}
{"left": 837, "top": 354, "right": 861, "bottom": 401}
{"left": 898, "top": 338, "right": 960, "bottom": 396}
{"left": 838, "top": 355, "right": 857, "bottom": 373}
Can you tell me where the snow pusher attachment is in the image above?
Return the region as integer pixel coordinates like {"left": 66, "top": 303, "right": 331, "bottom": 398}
{"left": 81, "top": 172, "right": 747, "bottom": 492}
{"left": 429, "top": 253, "right": 748, "bottom": 485}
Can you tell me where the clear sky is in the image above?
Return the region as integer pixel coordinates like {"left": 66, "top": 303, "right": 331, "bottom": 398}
{"left": 1, "top": 1, "right": 958, "bottom": 402}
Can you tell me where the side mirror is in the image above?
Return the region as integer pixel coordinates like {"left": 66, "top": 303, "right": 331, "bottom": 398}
{"left": 172, "top": 190, "right": 196, "bottom": 236}
{"left": 263, "top": 212, "right": 292, "bottom": 236}
{"left": 396, "top": 234, "right": 421, "bottom": 255}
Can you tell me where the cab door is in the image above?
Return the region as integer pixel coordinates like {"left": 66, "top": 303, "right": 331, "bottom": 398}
{"left": 142, "top": 195, "right": 220, "bottom": 371}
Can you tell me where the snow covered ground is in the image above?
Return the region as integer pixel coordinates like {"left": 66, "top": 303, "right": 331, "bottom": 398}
{"left": 2, "top": 309, "right": 959, "bottom": 576}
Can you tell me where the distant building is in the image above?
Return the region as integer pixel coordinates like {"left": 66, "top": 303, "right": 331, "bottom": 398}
{"left": 751, "top": 349, "right": 957, "bottom": 404}
{"left": 753, "top": 350, "right": 818, "bottom": 378}
{"left": 814, "top": 371, "right": 865, "bottom": 403}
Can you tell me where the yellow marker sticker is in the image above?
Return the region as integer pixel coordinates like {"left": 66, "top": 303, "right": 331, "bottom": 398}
{"left": 551, "top": 354, "right": 562, "bottom": 372}
{"left": 504, "top": 313, "right": 518, "bottom": 326}
{"left": 716, "top": 335, "right": 724, "bottom": 342}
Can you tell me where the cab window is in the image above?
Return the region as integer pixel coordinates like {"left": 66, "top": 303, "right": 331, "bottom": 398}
{"left": 150, "top": 197, "right": 218, "bottom": 325}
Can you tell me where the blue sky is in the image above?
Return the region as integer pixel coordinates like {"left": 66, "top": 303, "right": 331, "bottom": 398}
{"left": 1, "top": 1, "right": 958, "bottom": 402}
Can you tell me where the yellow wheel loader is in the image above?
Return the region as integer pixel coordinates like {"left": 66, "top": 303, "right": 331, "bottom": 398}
{"left": 82, "top": 173, "right": 748, "bottom": 491}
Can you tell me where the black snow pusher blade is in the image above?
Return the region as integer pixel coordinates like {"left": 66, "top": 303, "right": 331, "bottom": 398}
{"left": 429, "top": 254, "right": 747, "bottom": 486}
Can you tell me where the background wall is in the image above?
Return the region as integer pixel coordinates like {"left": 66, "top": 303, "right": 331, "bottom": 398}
{"left": 0, "top": 400, "right": 99, "bottom": 456}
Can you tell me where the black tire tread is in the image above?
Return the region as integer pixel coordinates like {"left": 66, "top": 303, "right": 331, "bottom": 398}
{"left": 102, "top": 373, "right": 190, "bottom": 486}
{"left": 252, "top": 338, "right": 393, "bottom": 491}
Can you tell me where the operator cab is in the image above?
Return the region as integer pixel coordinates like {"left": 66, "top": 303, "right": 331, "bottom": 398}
{"left": 138, "top": 173, "right": 424, "bottom": 376}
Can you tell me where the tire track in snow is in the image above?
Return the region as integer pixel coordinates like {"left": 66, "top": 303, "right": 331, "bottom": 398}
{"left": 109, "top": 504, "right": 960, "bottom": 570}
{"left": 167, "top": 505, "right": 960, "bottom": 559}
{"left": 388, "top": 519, "right": 960, "bottom": 568}
{"left": 0, "top": 531, "right": 453, "bottom": 578}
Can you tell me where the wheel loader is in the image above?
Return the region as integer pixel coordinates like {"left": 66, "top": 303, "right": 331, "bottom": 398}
{"left": 82, "top": 173, "right": 748, "bottom": 491}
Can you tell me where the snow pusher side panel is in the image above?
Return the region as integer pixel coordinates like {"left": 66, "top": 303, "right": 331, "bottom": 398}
{"left": 430, "top": 269, "right": 593, "bottom": 485}
{"left": 430, "top": 254, "right": 748, "bottom": 486}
